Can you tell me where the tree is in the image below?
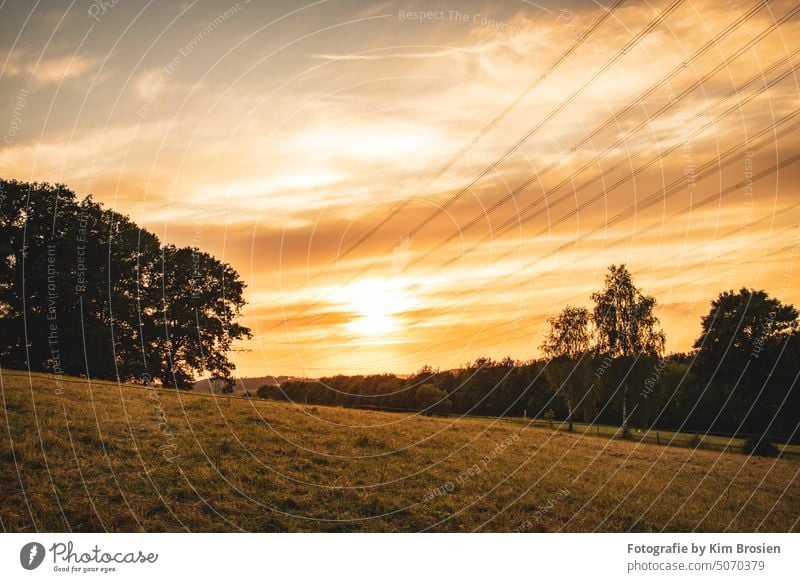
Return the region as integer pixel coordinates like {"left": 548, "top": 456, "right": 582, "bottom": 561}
{"left": 592, "top": 265, "right": 665, "bottom": 357}
{"left": 0, "top": 181, "right": 81, "bottom": 371}
{"left": 591, "top": 265, "right": 665, "bottom": 436}
{"left": 541, "top": 306, "right": 593, "bottom": 431}
{"left": 693, "top": 288, "right": 799, "bottom": 438}
{"left": 150, "top": 245, "right": 251, "bottom": 388}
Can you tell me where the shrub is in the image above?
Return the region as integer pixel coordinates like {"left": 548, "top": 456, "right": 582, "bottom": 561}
{"left": 742, "top": 436, "right": 779, "bottom": 457}
{"left": 256, "top": 385, "right": 275, "bottom": 399}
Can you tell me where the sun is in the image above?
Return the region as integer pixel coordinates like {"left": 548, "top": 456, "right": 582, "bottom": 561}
{"left": 338, "top": 279, "right": 412, "bottom": 337}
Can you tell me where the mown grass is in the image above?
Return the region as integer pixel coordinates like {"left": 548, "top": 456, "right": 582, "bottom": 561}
{"left": 1, "top": 370, "right": 797, "bottom": 532}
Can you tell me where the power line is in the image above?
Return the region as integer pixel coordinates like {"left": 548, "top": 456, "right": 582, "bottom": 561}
{"left": 417, "top": 12, "right": 800, "bottom": 265}
{"left": 331, "top": 0, "right": 630, "bottom": 264}
{"left": 464, "top": 113, "right": 800, "bottom": 271}
{"left": 443, "top": 62, "right": 800, "bottom": 267}
{"left": 404, "top": 0, "right": 688, "bottom": 238}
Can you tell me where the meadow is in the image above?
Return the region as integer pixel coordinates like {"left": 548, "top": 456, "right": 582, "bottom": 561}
{"left": 1, "top": 370, "right": 797, "bottom": 532}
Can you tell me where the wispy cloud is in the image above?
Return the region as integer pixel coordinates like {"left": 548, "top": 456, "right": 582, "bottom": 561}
{"left": 30, "top": 55, "right": 97, "bottom": 84}
{"left": 311, "top": 48, "right": 466, "bottom": 61}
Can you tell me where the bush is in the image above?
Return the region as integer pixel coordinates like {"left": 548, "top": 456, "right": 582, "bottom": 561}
{"left": 742, "top": 436, "right": 779, "bottom": 457}
{"left": 256, "top": 385, "right": 275, "bottom": 399}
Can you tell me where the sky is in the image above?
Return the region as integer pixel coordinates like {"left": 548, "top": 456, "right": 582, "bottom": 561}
{"left": 1, "top": 0, "right": 799, "bottom": 378}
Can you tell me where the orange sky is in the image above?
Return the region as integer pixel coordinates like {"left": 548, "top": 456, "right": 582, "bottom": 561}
{"left": 2, "top": 0, "right": 799, "bottom": 377}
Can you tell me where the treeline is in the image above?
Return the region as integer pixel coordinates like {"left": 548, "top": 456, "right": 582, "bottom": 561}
{"left": 260, "top": 266, "right": 799, "bottom": 441}
{"left": 0, "top": 179, "right": 250, "bottom": 388}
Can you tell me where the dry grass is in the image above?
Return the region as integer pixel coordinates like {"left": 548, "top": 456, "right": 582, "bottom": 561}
{"left": 1, "top": 370, "right": 797, "bottom": 532}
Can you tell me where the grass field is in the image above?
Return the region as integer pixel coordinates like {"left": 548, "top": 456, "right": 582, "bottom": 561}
{"left": 1, "top": 370, "right": 798, "bottom": 532}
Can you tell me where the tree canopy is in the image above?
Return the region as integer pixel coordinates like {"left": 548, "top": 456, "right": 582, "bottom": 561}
{"left": 541, "top": 305, "right": 593, "bottom": 431}
{"left": 541, "top": 305, "right": 591, "bottom": 360}
{"left": 591, "top": 264, "right": 665, "bottom": 358}
{"left": 692, "top": 288, "right": 799, "bottom": 436}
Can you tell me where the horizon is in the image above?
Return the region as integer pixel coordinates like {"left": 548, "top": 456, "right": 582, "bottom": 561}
{"left": 2, "top": 0, "right": 799, "bottom": 378}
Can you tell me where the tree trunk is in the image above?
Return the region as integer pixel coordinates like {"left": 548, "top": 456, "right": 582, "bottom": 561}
{"left": 622, "top": 385, "right": 629, "bottom": 439}
{"left": 567, "top": 397, "right": 574, "bottom": 432}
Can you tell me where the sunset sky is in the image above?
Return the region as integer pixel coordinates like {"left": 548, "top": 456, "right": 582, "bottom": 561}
{"left": 2, "top": 0, "right": 799, "bottom": 378}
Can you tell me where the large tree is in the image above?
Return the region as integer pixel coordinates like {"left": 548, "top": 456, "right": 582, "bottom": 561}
{"left": 151, "top": 245, "right": 251, "bottom": 389}
{"left": 693, "top": 288, "right": 799, "bottom": 437}
{"left": 541, "top": 306, "right": 593, "bottom": 431}
{"left": 591, "top": 264, "right": 665, "bottom": 435}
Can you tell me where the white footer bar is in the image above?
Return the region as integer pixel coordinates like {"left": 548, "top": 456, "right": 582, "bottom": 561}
{"left": 1, "top": 533, "right": 797, "bottom": 581}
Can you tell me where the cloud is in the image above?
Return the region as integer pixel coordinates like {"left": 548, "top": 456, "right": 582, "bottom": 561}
{"left": 310, "top": 48, "right": 466, "bottom": 61}
{"left": 30, "top": 55, "right": 97, "bottom": 85}
{"left": 0, "top": 49, "right": 24, "bottom": 77}
{"left": 134, "top": 68, "right": 167, "bottom": 100}
{"left": 2, "top": 51, "right": 97, "bottom": 85}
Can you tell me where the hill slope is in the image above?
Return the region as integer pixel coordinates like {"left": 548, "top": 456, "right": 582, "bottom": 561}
{"left": 1, "top": 370, "right": 797, "bottom": 532}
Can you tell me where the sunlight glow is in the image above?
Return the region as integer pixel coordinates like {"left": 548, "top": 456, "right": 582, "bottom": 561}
{"left": 336, "top": 278, "right": 416, "bottom": 338}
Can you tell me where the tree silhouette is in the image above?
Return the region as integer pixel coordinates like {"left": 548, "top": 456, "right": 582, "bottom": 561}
{"left": 591, "top": 264, "right": 664, "bottom": 436}
{"left": 591, "top": 265, "right": 665, "bottom": 357}
{"left": 693, "top": 288, "right": 799, "bottom": 438}
{"left": 541, "top": 306, "right": 593, "bottom": 431}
